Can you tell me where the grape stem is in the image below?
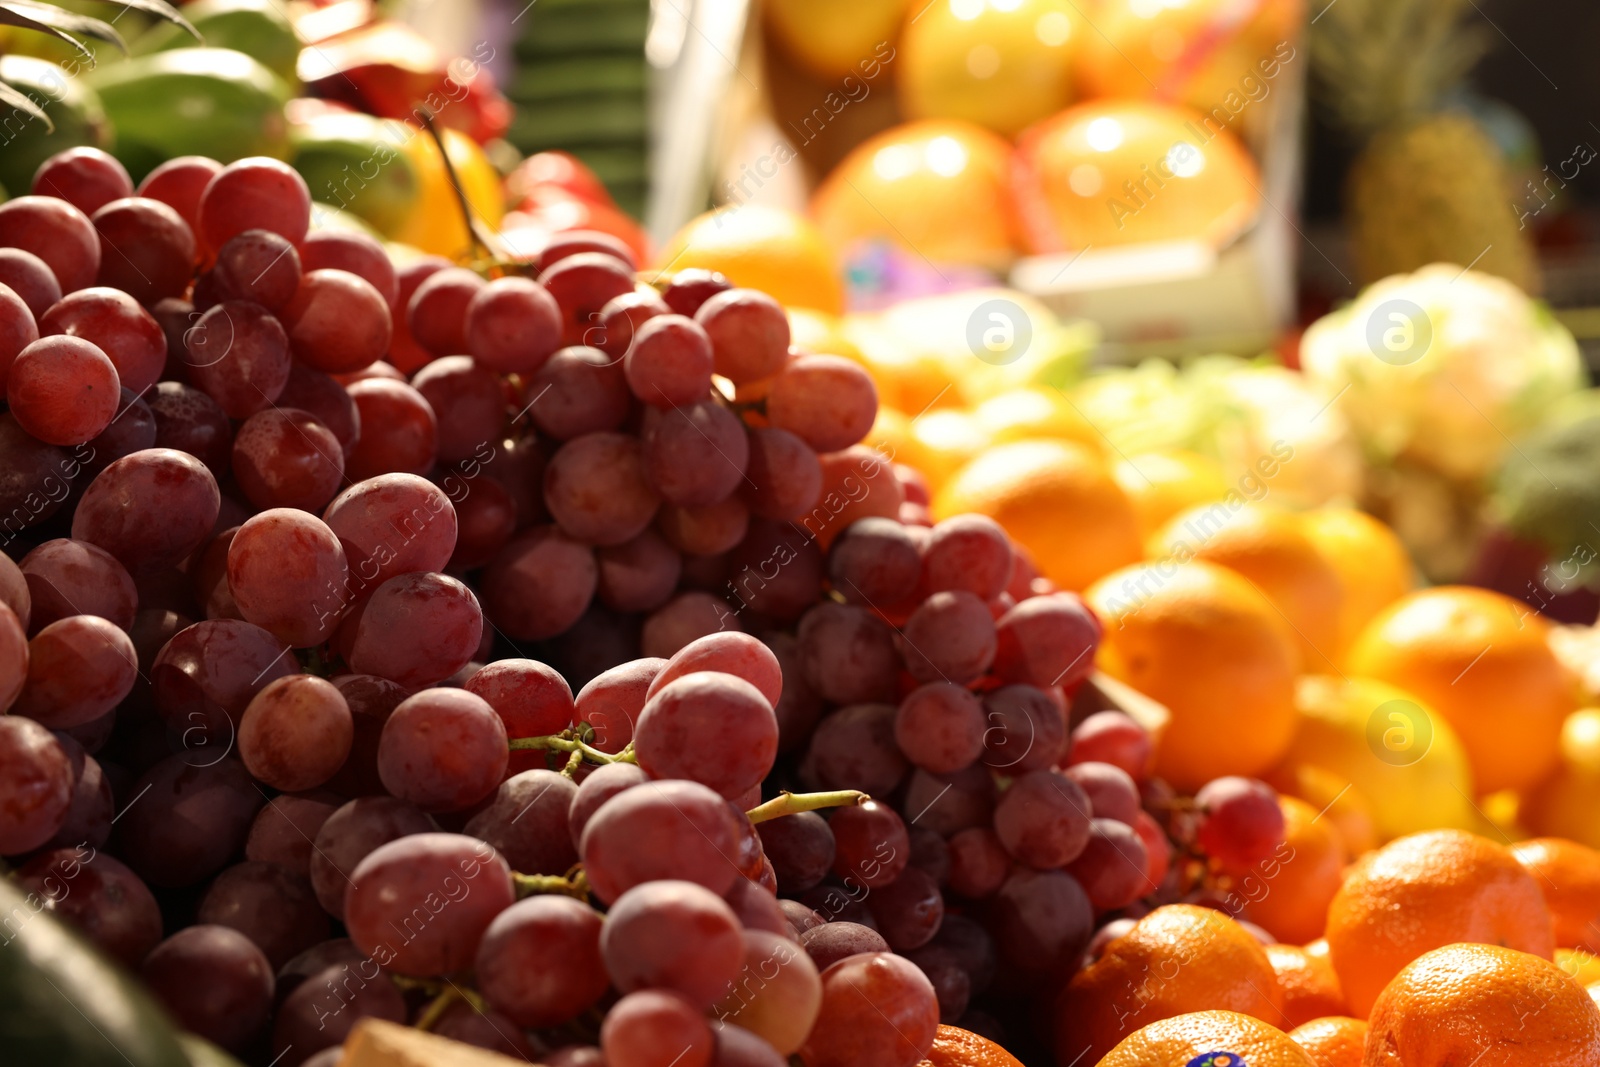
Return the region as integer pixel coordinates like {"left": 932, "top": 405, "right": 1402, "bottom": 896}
{"left": 746, "top": 789, "right": 869, "bottom": 825}
{"left": 559, "top": 748, "right": 585, "bottom": 779}
{"left": 417, "top": 109, "right": 505, "bottom": 262}
{"left": 413, "top": 986, "right": 462, "bottom": 1031}
{"left": 507, "top": 731, "right": 637, "bottom": 766}
{"left": 514, "top": 869, "right": 591, "bottom": 900}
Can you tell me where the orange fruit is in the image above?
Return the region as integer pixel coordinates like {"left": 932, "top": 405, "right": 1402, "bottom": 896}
{"left": 1513, "top": 838, "right": 1600, "bottom": 953}
{"left": 838, "top": 314, "right": 959, "bottom": 418}
{"left": 656, "top": 205, "right": 843, "bottom": 314}
{"left": 1266, "top": 944, "right": 1347, "bottom": 1028}
{"left": 1054, "top": 904, "right": 1284, "bottom": 1065}
{"left": 1266, "top": 763, "right": 1378, "bottom": 861}
{"left": 1012, "top": 100, "right": 1261, "bottom": 252}
{"left": 1298, "top": 508, "right": 1415, "bottom": 663}
{"left": 1149, "top": 503, "right": 1345, "bottom": 673}
{"left": 1305, "top": 939, "right": 1331, "bottom": 959}
{"left": 1240, "top": 797, "right": 1344, "bottom": 946}
{"left": 1286, "top": 1016, "right": 1367, "bottom": 1067}
{"left": 935, "top": 439, "right": 1141, "bottom": 593}
{"left": 788, "top": 308, "right": 858, "bottom": 361}
{"left": 1325, "top": 829, "right": 1557, "bottom": 1017}
{"left": 811, "top": 121, "right": 1019, "bottom": 270}
{"left": 763, "top": 0, "right": 908, "bottom": 80}
{"left": 1114, "top": 450, "right": 1229, "bottom": 541}
{"left": 1366, "top": 943, "right": 1600, "bottom": 1066}
{"left": 898, "top": 0, "right": 1080, "bottom": 138}
{"left": 1086, "top": 560, "right": 1297, "bottom": 791}
{"left": 917, "top": 1024, "right": 1024, "bottom": 1067}
{"left": 1094, "top": 1010, "right": 1316, "bottom": 1067}
{"left": 1349, "top": 586, "right": 1579, "bottom": 793}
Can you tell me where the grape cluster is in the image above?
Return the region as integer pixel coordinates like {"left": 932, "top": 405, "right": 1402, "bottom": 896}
{"left": 0, "top": 146, "right": 1289, "bottom": 1067}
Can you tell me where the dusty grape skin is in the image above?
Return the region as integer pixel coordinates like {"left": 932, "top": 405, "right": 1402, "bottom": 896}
{"left": 766, "top": 355, "right": 878, "bottom": 454}
{"left": 150, "top": 618, "right": 297, "bottom": 739}
{"left": 1066, "top": 817, "right": 1151, "bottom": 911}
{"left": 635, "top": 673, "right": 778, "bottom": 799}
{"left": 830, "top": 799, "right": 910, "bottom": 890}
{"left": 196, "top": 157, "right": 311, "bottom": 253}
{"left": 308, "top": 796, "right": 437, "bottom": 919}
{"left": 710, "top": 928, "right": 823, "bottom": 1054}
{"left": 323, "top": 473, "right": 458, "bottom": 590}
{"left": 988, "top": 868, "right": 1095, "bottom": 980}
{"left": 182, "top": 300, "right": 291, "bottom": 418}
{"left": 463, "top": 769, "right": 579, "bottom": 875}
{"left": 544, "top": 432, "right": 662, "bottom": 546}
{"left": 567, "top": 761, "right": 648, "bottom": 849}
{"left": 343, "top": 833, "right": 515, "bottom": 977}
{"left": 465, "top": 275, "right": 562, "bottom": 373}
{"left": 0, "top": 716, "right": 72, "bottom": 853}
{"left": 601, "top": 990, "right": 714, "bottom": 1067}
{"left": 19, "top": 536, "right": 132, "bottom": 635}
{"left": 198, "top": 860, "right": 332, "bottom": 969}
{"left": 228, "top": 509, "right": 350, "bottom": 647}
{"left": 527, "top": 345, "right": 632, "bottom": 440}
{"left": 800, "top": 922, "right": 890, "bottom": 972}
{"left": 114, "top": 755, "right": 265, "bottom": 888}
{"left": 141, "top": 924, "right": 275, "bottom": 1049}
{"left": 344, "top": 378, "right": 437, "bottom": 480}
{"left": 903, "top": 764, "right": 997, "bottom": 838}
{"left": 947, "top": 827, "right": 1011, "bottom": 900}
{"left": 148, "top": 382, "right": 232, "bottom": 475}
{"left": 828, "top": 517, "right": 923, "bottom": 607}
{"left": 481, "top": 525, "right": 598, "bottom": 641}
{"left": 757, "top": 811, "right": 834, "bottom": 894}
{"left": 276, "top": 363, "right": 359, "bottom": 455}
{"left": 807, "top": 703, "right": 909, "bottom": 799}
{"left": 540, "top": 252, "right": 635, "bottom": 347}
{"left": 272, "top": 958, "right": 405, "bottom": 1065}
{"left": 799, "top": 952, "right": 939, "bottom": 1067}
{"left": 724, "top": 521, "right": 826, "bottom": 623}
{"left": 1063, "top": 761, "right": 1142, "bottom": 825}
{"left": 694, "top": 287, "right": 789, "bottom": 384}
{"left": 641, "top": 400, "right": 750, "bottom": 507}
{"left": 981, "top": 684, "right": 1069, "bottom": 774}
{"left": 14, "top": 615, "right": 138, "bottom": 728}
{"left": 0, "top": 247, "right": 61, "bottom": 319}
{"left": 623, "top": 313, "right": 713, "bottom": 408}
{"left": 39, "top": 285, "right": 166, "bottom": 396}
{"left": 601, "top": 879, "right": 745, "bottom": 1007}
{"left": 74, "top": 448, "right": 221, "bottom": 573}
{"left": 741, "top": 426, "right": 823, "bottom": 522}
{"left": 411, "top": 355, "right": 506, "bottom": 465}
{"left": 711, "top": 1025, "right": 788, "bottom": 1067}
{"left": 7, "top": 335, "right": 120, "bottom": 445}
{"left": 899, "top": 590, "right": 997, "bottom": 686}
{"left": 246, "top": 792, "right": 341, "bottom": 876}
{"left": 208, "top": 228, "right": 300, "bottom": 311}
{"left": 239, "top": 675, "right": 353, "bottom": 792}
{"left": 580, "top": 778, "right": 741, "bottom": 902}
{"left": 797, "top": 602, "right": 898, "bottom": 705}
{"left": 465, "top": 658, "right": 575, "bottom": 739}
{"left": 594, "top": 532, "right": 685, "bottom": 615}
{"left": 300, "top": 230, "right": 398, "bottom": 306}
{"left": 1066, "top": 710, "right": 1151, "bottom": 780}
{"left": 0, "top": 195, "right": 101, "bottom": 292}
{"left": 345, "top": 572, "right": 483, "bottom": 690}
{"left": 375, "top": 687, "right": 506, "bottom": 812}
{"left": 993, "top": 592, "right": 1102, "bottom": 690}
{"left": 407, "top": 266, "right": 483, "bottom": 356}
{"left": 993, "top": 768, "right": 1093, "bottom": 870}
{"left": 894, "top": 682, "right": 987, "bottom": 775}
{"left": 647, "top": 630, "right": 783, "bottom": 708}
{"left": 15, "top": 847, "right": 162, "bottom": 965}
{"left": 33, "top": 147, "right": 132, "bottom": 213}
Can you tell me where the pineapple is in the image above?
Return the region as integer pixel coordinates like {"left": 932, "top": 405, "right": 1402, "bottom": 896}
{"left": 1311, "top": 0, "right": 1541, "bottom": 293}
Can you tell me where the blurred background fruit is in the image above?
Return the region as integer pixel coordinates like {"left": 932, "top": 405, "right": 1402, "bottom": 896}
{"left": 764, "top": 0, "right": 909, "bottom": 81}
{"left": 1299, "top": 508, "right": 1416, "bottom": 662}
{"left": 1524, "top": 709, "right": 1600, "bottom": 849}
{"left": 657, "top": 205, "right": 844, "bottom": 314}
{"left": 390, "top": 126, "right": 505, "bottom": 259}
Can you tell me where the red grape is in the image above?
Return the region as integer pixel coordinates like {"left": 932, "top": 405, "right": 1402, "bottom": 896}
{"left": 809, "top": 446, "right": 904, "bottom": 550}
{"left": 988, "top": 868, "right": 1094, "bottom": 979}
{"left": 141, "top": 924, "right": 274, "bottom": 1050}
{"left": 581, "top": 778, "right": 741, "bottom": 902}
{"left": 922, "top": 515, "right": 1012, "bottom": 601}
{"left": 981, "top": 684, "right": 1068, "bottom": 774}
{"left": 1066, "top": 817, "right": 1150, "bottom": 910}
{"left": 83, "top": 387, "right": 157, "bottom": 476}
{"left": 1063, "top": 761, "right": 1141, "bottom": 825}
{"left": 114, "top": 755, "right": 265, "bottom": 887}
{"left": 799, "top": 953, "right": 939, "bottom": 1067}
{"left": 575, "top": 658, "right": 665, "bottom": 754}
{"left": 466, "top": 658, "right": 575, "bottom": 739}
{"left": 711, "top": 928, "right": 824, "bottom": 1053}
{"left": 641, "top": 591, "right": 739, "bottom": 658}
{"left": 1066, "top": 710, "right": 1151, "bottom": 779}
{"left": 232, "top": 407, "right": 346, "bottom": 512}
{"left": 344, "top": 572, "right": 483, "bottom": 690}
{"left": 343, "top": 833, "right": 514, "bottom": 976}
{"left": 767, "top": 355, "right": 877, "bottom": 453}
{"left": 465, "top": 275, "right": 563, "bottom": 373}
{"left": 900, "top": 590, "right": 997, "bottom": 685}
{"left": 1194, "top": 776, "right": 1286, "bottom": 869}
{"left": 272, "top": 958, "right": 404, "bottom": 1063}
{"left": 463, "top": 769, "right": 579, "bottom": 874}
{"left": 476, "top": 895, "right": 609, "bottom": 1027}
{"left": 0, "top": 715, "right": 72, "bottom": 852}
{"left": 540, "top": 229, "right": 637, "bottom": 272}
{"left": 541, "top": 251, "right": 635, "bottom": 346}
{"left": 992, "top": 768, "right": 1092, "bottom": 869}
{"left": 801, "top": 922, "right": 889, "bottom": 972}
{"left": 20, "top": 537, "right": 136, "bottom": 632}
{"left": 661, "top": 268, "right": 731, "bottom": 316}
{"left": 830, "top": 799, "right": 910, "bottom": 889}
{"left": 636, "top": 672, "right": 778, "bottom": 798}
{"left": 694, "top": 288, "right": 789, "bottom": 384}
{"left": 0, "top": 195, "right": 100, "bottom": 291}
{"left": 601, "top": 990, "right": 714, "bottom": 1067}
{"left": 13, "top": 615, "right": 137, "bottom": 728}
{"left": 756, "top": 811, "right": 834, "bottom": 894}
{"left": 947, "top": 827, "right": 1010, "bottom": 899}
{"left": 595, "top": 288, "right": 668, "bottom": 359}
{"left": 299, "top": 230, "right": 398, "bottom": 306}
{"left": 246, "top": 792, "right": 341, "bottom": 875}
{"left": 524, "top": 344, "right": 631, "bottom": 440}
{"left": 567, "top": 760, "right": 648, "bottom": 847}
{"left": 1133, "top": 809, "right": 1171, "bottom": 890}
{"left": 895, "top": 682, "right": 986, "bottom": 774}
{"left": 197, "top": 860, "right": 331, "bottom": 970}
{"left": 137, "top": 155, "right": 222, "bottom": 238}
{"left": 866, "top": 865, "right": 945, "bottom": 950}
{"left": 150, "top": 618, "right": 297, "bottom": 739}
{"left": 183, "top": 300, "right": 290, "bottom": 417}
{"left": 239, "top": 675, "right": 353, "bottom": 791}
{"left": 92, "top": 197, "right": 196, "bottom": 303}
{"left": 209, "top": 229, "right": 301, "bottom": 312}
{"left": 647, "top": 630, "right": 782, "bottom": 707}
{"left": 596, "top": 530, "right": 681, "bottom": 613}
{"left": 277, "top": 363, "right": 358, "bottom": 454}
{"left": 641, "top": 400, "right": 750, "bottom": 506}
{"left": 446, "top": 473, "right": 518, "bottom": 569}
{"left": 807, "top": 703, "right": 909, "bottom": 797}
{"left": 15, "top": 848, "right": 162, "bottom": 965}
{"left": 828, "top": 516, "right": 922, "bottom": 606}
{"left": 411, "top": 355, "right": 506, "bottom": 465}
{"left": 376, "top": 687, "right": 506, "bottom": 811}
{"left": 480, "top": 526, "right": 597, "bottom": 641}
{"left": 544, "top": 432, "right": 662, "bottom": 545}
{"left": 323, "top": 473, "right": 458, "bottom": 589}
{"left": 739, "top": 424, "right": 824, "bottom": 522}
{"left": 624, "top": 313, "right": 714, "bottom": 408}
{"left": 344, "top": 378, "right": 438, "bottom": 480}
{"left": 281, "top": 268, "right": 392, "bottom": 374}
{"left": 148, "top": 382, "right": 232, "bottom": 474}
{"left": 197, "top": 157, "right": 311, "bottom": 252}
{"left": 33, "top": 146, "right": 132, "bottom": 214}
{"left": 0, "top": 247, "right": 62, "bottom": 318}
{"left": 75, "top": 448, "right": 221, "bottom": 572}
{"left": 308, "top": 796, "right": 437, "bottom": 918}
{"left": 39, "top": 286, "right": 164, "bottom": 396}
{"left": 602, "top": 879, "right": 745, "bottom": 1007}
{"left": 408, "top": 266, "right": 485, "bottom": 357}
{"left": 797, "top": 602, "right": 898, "bottom": 704}
{"left": 7, "top": 335, "right": 120, "bottom": 444}
{"left": 992, "top": 592, "right": 1101, "bottom": 689}
{"left": 657, "top": 496, "right": 750, "bottom": 556}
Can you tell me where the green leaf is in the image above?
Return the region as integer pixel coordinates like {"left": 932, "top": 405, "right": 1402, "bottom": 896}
{"left": 2, "top": 0, "right": 126, "bottom": 52}
{"left": 0, "top": 77, "right": 52, "bottom": 135}
{"left": 0, "top": 5, "right": 94, "bottom": 59}
{"left": 83, "top": 0, "right": 197, "bottom": 38}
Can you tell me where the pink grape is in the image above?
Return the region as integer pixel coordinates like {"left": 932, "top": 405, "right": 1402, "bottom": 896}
{"left": 92, "top": 197, "right": 196, "bottom": 303}
{"left": 196, "top": 157, "right": 311, "bottom": 253}
{"left": 411, "top": 355, "right": 506, "bottom": 465}
{"left": 594, "top": 288, "right": 667, "bottom": 359}
{"left": 601, "top": 990, "right": 714, "bottom": 1067}
{"left": 7, "top": 335, "right": 119, "bottom": 445}
{"left": 595, "top": 530, "right": 681, "bottom": 613}
{"left": 0, "top": 248, "right": 61, "bottom": 319}
{"left": 544, "top": 432, "right": 662, "bottom": 546}
{"left": 15, "top": 848, "right": 162, "bottom": 965}
{"left": 656, "top": 496, "right": 749, "bottom": 556}
{"left": 797, "top": 602, "right": 898, "bottom": 705}
{"left": 74, "top": 448, "right": 221, "bottom": 572}
{"left": 20, "top": 537, "right": 136, "bottom": 632}
{"left": 1065, "top": 818, "right": 1151, "bottom": 911}
{"left": 624, "top": 313, "right": 714, "bottom": 408}
{"left": 299, "top": 230, "right": 398, "bottom": 306}
{"left": 647, "top": 630, "right": 783, "bottom": 706}
{"left": 947, "top": 827, "right": 1010, "bottom": 899}
{"left": 540, "top": 251, "right": 635, "bottom": 346}
{"left": 33, "top": 147, "right": 132, "bottom": 214}
{"left": 799, "top": 953, "right": 938, "bottom": 1067}
{"left": 580, "top": 778, "right": 741, "bottom": 902}
{"left": 766, "top": 355, "right": 877, "bottom": 452}
{"left": 989, "top": 868, "right": 1094, "bottom": 979}
{"left": 239, "top": 675, "right": 353, "bottom": 791}
{"left": 480, "top": 526, "right": 597, "bottom": 642}
{"left": 463, "top": 770, "right": 578, "bottom": 875}
{"left": 694, "top": 288, "right": 789, "bottom": 383}
{"left": 465, "top": 658, "right": 575, "bottom": 739}
{"left": 1194, "top": 776, "right": 1286, "bottom": 869}
{"left": 992, "top": 592, "right": 1102, "bottom": 690}
{"left": 640, "top": 400, "right": 749, "bottom": 507}
{"left": 807, "top": 703, "right": 908, "bottom": 797}
{"left": 137, "top": 155, "right": 222, "bottom": 237}
{"left": 38, "top": 285, "right": 165, "bottom": 398}
{"left": 140, "top": 925, "right": 273, "bottom": 1051}
{"left": 601, "top": 879, "right": 745, "bottom": 1007}
{"left": 567, "top": 761, "right": 648, "bottom": 848}
{"left": 525, "top": 344, "right": 632, "bottom": 440}
{"left": 828, "top": 517, "right": 922, "bottom": 606}
{"left": 282, "top": 269, "right": 392, "bottom": 374}
{"left": 13, "top": 615, "right": 138, "bottom": 728}
{"left": 0, "top": 716, "right": 72, "bottom": 853}
{"left": 539, "top": 230, "right": 637, "bottom": 272}
{"left": 231, "top": 408, "right": 345, "bottom": 513}
{"left": 1063, "top": 761, "right": 1142, "bottom": 825}
{"left": 992, "top": 768, "right": 1092, "bottom": 870}
{"left": 209, "top": 229, "right": 300, "bottom": 311}
{"left": 407, "top": 266, "right": 484, "bottom": 357}
{"left": 661, "top": 268, "right": 731, "bottom": 315}
{"left": 308, "top": 796, "right": 437, "bottom": 918}
{"left": 466, "top": 275, "right": 562, "bottom": 373}
{"left": 476, "top": 895, "right": 608, "bottom": 1027}
{"left": 894, "top": 682, "right": 986, "bottom": 774}
{"left": 344, "top": 572, "right": 483, "bottom": 690}
{"left": 634, "top": 672, "right": 778, "bottom": 799}
{"left": 640, "top": 591, "right": 739, "bottom": 659}
{"left": 922, "top": 515, "right": 1013, "bottom": 600}
{"left": 900, "top": 590, "right": 997, "bottom": 685}
{"left": 981, "top": 684, "right": 1068, "bottom": 774}
{"left": 323, "top": 473, "right": 458, "bottom": 589}
{"left": 0, "top": 195, "right": 100, "bottom": 291}
{"left": 183, "top": 300, "right": 290, "bottom": 418}
{"left": 1066, "top": 710, "right": 1152, "bottom": 779}
{"left": 830, "top": 799, "right": 909, "bottom": 889}
{"left": 742, "top": 426, "right": 822, "bottom": 521}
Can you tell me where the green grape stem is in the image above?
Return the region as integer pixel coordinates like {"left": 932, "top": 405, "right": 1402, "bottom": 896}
{"left": 746, "top": 789, "right": 869, "bottom": 825}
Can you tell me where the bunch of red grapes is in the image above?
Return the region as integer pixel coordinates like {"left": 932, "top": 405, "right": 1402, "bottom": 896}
{"left": 0, "top": 146, "right": 1288, "bottom": 1067}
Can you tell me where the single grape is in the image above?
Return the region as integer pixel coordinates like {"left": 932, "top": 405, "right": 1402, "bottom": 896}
{"left": 74, "top": 448, "right": 221, "bottom": 573}
{"left": 624, "top": 313, "right": 714, "bottom": 408}
{"left": 541, "top": 251, "right": 635, "bottom": 346}
{"left": 136, "top": 155, "right": 223, "bottom": 237}
{"left": 933, "top": 914, "right": 998, "bottom": 996}
{"left": 386, "top": 257, "right": 450, "bottom": 372}
{"left": 1066, "top": 710, "right": 1152, "bottom": 780}
{"left": 246, "top": 792, "right": 341, "bottom": 875}
{"left": 756, "top": 812, "right": 834, "bottom": 894}
{"left": 900, "top": 590, "right": 997, "bottom": 685}
{"left": 141, "top": 924, "right": 274, "bottom": 1050}
{"left": 902, "top": 765, "right": 996, "bottom": 838}
{"left": 828, "top": 517, "right": 922, "bottom": 607}
{"left": 0, "top": 716, "right": 72, "bottom": 853}
{"left": 661, "top": 268, "right": 731, "bottom": 315}
{"left": 197, "top": 157, "right": 311, "bottom": 252}
{"left": 1065, "top": 817, "right": 1151, "bottom": 911}
{"left": 895, "top": 682, "right": 986, "bottom": 775}
{"left": 988, "top": 868, "right": 1094, "bottom": 979}
{"left": 281, "top": 268, "right": 392, "bottom": 374}
{"left": 7, "top": 335, "right": 120, "bottom": 445}
{"left": 641, "top": 400, "right": 750, "bottom": 507}
{"left": 0, "top": 248, "right": 61, "bottom": 319}
{"left": 601, "top": 879, "right": 745, "bottom": 1007}
{"left": 694, "top": 288, "right": 789, "bottom": 384}
{"left": 480, "top": 525, "right": 597, "bottom": 641}
{"left": 13, "top": 615, "right": 138, "bottom": 729}
{"left": 797, "top": 602, "right": 898, "bottom": 705}
{"left": 463, "top": 769, "right": 579, "bottom": 875}
{"left": 766, "top": 355, "right": 877, "bottom": 453}
{"left": 300, "top": 230, "right": 398, "bottom": 306}
{"left": 1194, "top": 777, "right": 1286, "bottom": 869}
{"left": 342, "top": 571, "right": 482, "bottom": 689}
{"left": 544, "top": 432, "right": 662, "bottom": 546}
{"left": 150, "top": 617, "right": 296, "bottom": 740}
{"left": 198, "top": 860, "right": 333, "bottom": 970}
{"left": 44, "top": 735, "right": 112, "bottom": 848}
{"left": 232, "top": 408, "right": 346, "bottom": 513}
{"left": 411, "top": 355, "right": 506, "bottom": 465}
{"left": 20, "top": 537, "right": 136, "bottom": 632}
{"left": 594, "top": 288, "right": 668, "bottom": 359}
{"left": 428, "top": 1000, "right": 534, "bottom": 1059}
{"left": 465, "top": 275, "right": 562, "bottom": 373}
{"left": 308, "top": 796, "right": 437, "bottom": 919}
{"left": 800, "top": 921, "right": 889, "bottom": 972}
{"left": 272, "top": 958, "right": 404, "bottom": 1064}
{"left": 981, "top": 684, "right": 1069, "bottom": 774}
{"left": 993, "top": 768, "right": 1093, "bottom": 870}
{"left": 1133, "top": 809, "right": 1172, "bottom": 891}
{"left": 807, "top": 703, "right": 909, "bottom": 798}
{"left": 323, "top": 473, "right": 458, "bottom": 589}
{"left": 148, "top": 382, "right": 232, "bottom": 475}
{"left": 711, "top": 1026, "right": 787, "bottom": 1067}
{"left": 33, "top": 146, "right": 132, "bottom": 213}
{"left": 830, "top": 799, "right": 909, "bottom": 889}
{"left": 992, "top": 592, "right": 1102, "bottom": 689}
{"left": 711, "top": 928, "right": 823, "bottom": 1053}
{"left": 239, "top": 675, "right": 353, "bottom": 792}
{"left": 0, "top": 195, "right": 100, "bottom": 291}
{"left": 799, "top": 953, "right": 939, "bottom": 1067}
{"left": 809, "top": 446, "right": 904, "bottom": 550}
{"left": 276, "top": 363, "right": 359, "bottom": 454}
{"left": 647, "top": 631, "right": 782, "bottom": 707}
{"left": 601, "top": 990, "right": 714, "bottom": 1067}
{"left": 581, "top": 778, "right": 741, "bottom": 902}
{"left": 344, "top": 833, "right": 514, "bottom": 976}
{"left": 465, "top": 658, "right": 574, "bottom": 740}
{"left": 476, "top": 895, "right": 608, "bottom": 1027}
{"left": 91, "top": 196, "right": 195, "bottom": 303}
{"left": 1063, "top": 761, "right": 1142, "bottom": 825}
{"left": 114, "top": 756, "right": 265, "bottom": 888}
{"left": 641, "top": 591, "right": 739, "bottom": 659}
{"left": 947, "top": 827, "right": 1011, "bottom": 899}
{"left": 523, "top": 345, "right": 630, "bottom": 441}
{"left": 209, "top": 228, "right": 301, "bottom": 311}
{"left": 567, "top": 761, "right": 648, "bottom": 849}
{"left": 904, "top": 944, "right": 971, "bottom": 1022}
{"left": 725, "top": 521, "right": 826, "bottom": 622}
{"left": 921, "top": 515, "right": 1013, "bottom": 601}
{"left": 445, "top": 472, "right": 518, "bottom": 570}
{"left": 15, "top": 848, "right": 162, "bottom": 965}
{"left": 408, "top": 266, "right": 485, "bottom": 357}
{"left": 866, "top": 865, "right": 945, "bottom": 950}
{"left": 376, "top": 687, "right": 506, "bottom": 811}
{"left": 344, "top": 377, "right": 438, "bottom": 480}
{"left": 540, "top": 229, "right": 638, "bottom": 272}
{"left": 635, "top": 673, "right": 778, "bottom": 800}
{"left": 596, "top": 530, "right": 682, "bottom": 613}
{"left": 182, "top": 300, "right": 290, "bottom": 418}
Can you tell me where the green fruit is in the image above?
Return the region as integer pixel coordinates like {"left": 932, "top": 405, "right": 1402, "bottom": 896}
{"left": 134, "top": 0, "right": 301, "bottom": 86}
{"left": 0, "top": 874, "right": 191, "bottom": 1067}
{"left": 289, "top": 113, "right": 422, "bottom": 237}
{"left": 86, "top": 48, "right": 291, "bottom": 181}
{"left": 0, "top": 54, "right": 111, "bottom": 198}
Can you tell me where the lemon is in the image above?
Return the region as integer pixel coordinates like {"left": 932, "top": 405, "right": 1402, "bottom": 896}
{"left": 1524, "top": 709, "right": 1600, "bottom": 849}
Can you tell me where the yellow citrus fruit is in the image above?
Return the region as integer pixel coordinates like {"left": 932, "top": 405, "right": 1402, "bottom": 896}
{"left": 1012, "top": 99, "right": 1261, "bottom": 251}
{"left": 898, "top": 0, "right": 1080, "bottom": 139}
{"left": 392, "top": 126, "right": 504, "bottom": 260}
{"left": 1114, "top": 450, "right": 1230, "bottom": 540}
{"left": 838, "top": 313, "right": 959, "bottom": 417}
{"left": 657, "top": 205, "right": 844, "bottom": 314}
{"left": 898, "top": 409, "right": 993, "bottom": 493}
{"left": 1559, "top": 949, "right": 1600, "bottom": 987}
{"left": 1526, "top": 710, "right": 1600, "bottom": 850}
{"left": 1349, "top": 586, "right": 1579, "bottom": 794}
{"left": 938, "top": 439, "right": 1142, "bottom": 592}
{"left": 1086, "top": 560, "right": 1297, "bottom": 790}
{"left": 1299, "top": 508, "right": 1415, "bottom": 664}
{"left": 1149, "top": 503, "right": 1345, "bottom": 672}
{"left": 788, "top": 308, "right": 858, "bottom": 360}
{"left": 971, "top": 388, "right": 1104, "bottom": 452}
{"left": 864, "top": 406, "right": 912, "bottom": 467}
{"left": 1273, "top": 675, "right": 1477, "bottom": 843}
{"left": 811, "top": 120, "right": 1019, "bottom": 270}
{"left": 763, "top": 0, "right": 907, "bottom": 80}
